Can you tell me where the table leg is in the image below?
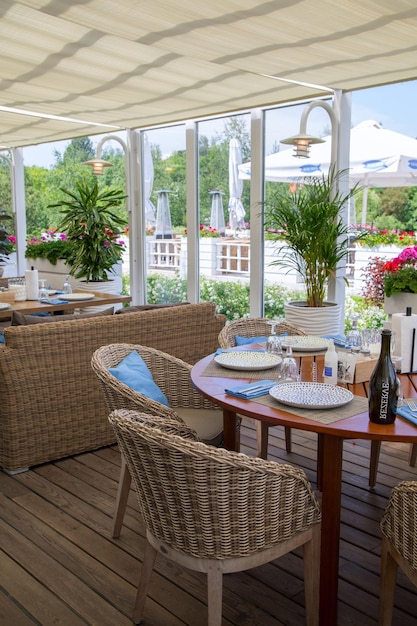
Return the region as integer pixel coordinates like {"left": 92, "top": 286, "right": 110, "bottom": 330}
{"left": 222, "top": 409, "right": 240, "bottom": 451}
{"left": 319, "top": 434, "right": 344, "bottom": 626}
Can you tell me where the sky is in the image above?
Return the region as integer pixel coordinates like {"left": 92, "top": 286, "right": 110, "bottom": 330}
{"left": 22, "top": 79, "right": 417, "bottom": 169}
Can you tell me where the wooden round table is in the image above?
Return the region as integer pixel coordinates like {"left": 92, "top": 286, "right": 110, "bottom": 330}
{"left": 191, "top": 353, "right": 417, "bottom": 626}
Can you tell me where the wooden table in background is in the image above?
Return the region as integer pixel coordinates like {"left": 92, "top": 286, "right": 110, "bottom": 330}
{"left": 191, "top": 353, "right": 417, "bottom": 626}
{"left": 0, "top": 291, "right": 132, "bottom": 319}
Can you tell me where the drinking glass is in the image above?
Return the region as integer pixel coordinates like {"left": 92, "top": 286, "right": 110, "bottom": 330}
{"left": 39, "top": 278, "right": 48, "bottom": 299}
{"left": 63, "top": 275, "right": 72, "bottom": 294}
{"left": 266, "top": 320, "right": 283, "bottom": 355}
{"left": 346, "top": 316, "right": 362, "bottom": 350}
{"left": 279, "top": 346, "right": 299, "bottom": 382}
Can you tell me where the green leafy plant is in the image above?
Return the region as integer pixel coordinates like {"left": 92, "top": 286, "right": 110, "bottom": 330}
{"left": 383, "top": 246, "right": 417, "bottom": 296}
{"left": 25, "top": 236, "right": 73, "bottom": 264}
{"left": 264, "top": 168, "right": 360, "bottom": 307}
{"left": 49, "top": 178, "right": 127, "bottom": 282}
{"left": 0, "top": 209, "right": 15, "bottom": 266}
{"left": 355, "top": 227, "right": 416, "bottom": 248}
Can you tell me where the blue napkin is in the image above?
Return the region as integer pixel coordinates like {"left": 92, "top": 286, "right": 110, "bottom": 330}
{"left": 40, "top": 298, "right": 69, "bottom": 305}
{"left": 225, "top": 380, "right": 276, "bottom": 399}
{"left": 322, "top": 334, "right": 349, "bottom": 349}
{"left": 397, "top": 405, "right": 417, "bottom": 427}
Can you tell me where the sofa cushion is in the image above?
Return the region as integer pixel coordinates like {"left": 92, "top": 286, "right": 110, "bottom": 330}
{"left": 108, "top": 350, "right": 170, "bottom": 407}
{"left": 116, "top": 302, "right": 189, "bottom": 314}
{"left": 11, "top": 307, "right": 114, "bottom": 325}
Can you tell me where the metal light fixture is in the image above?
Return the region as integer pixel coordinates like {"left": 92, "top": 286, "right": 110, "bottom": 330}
{"left": 281, "top": 100, "right": 337, "bottom": 162}
{"left": 83, "top": 158, "right": 113, "bottom": 175}
{"left": 83, "top": 134, "right": 128, "bottom": 175}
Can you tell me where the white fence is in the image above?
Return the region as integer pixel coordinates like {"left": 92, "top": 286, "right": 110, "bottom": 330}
{"left": 139, "top": 237, "right": 403, "bottom": 294}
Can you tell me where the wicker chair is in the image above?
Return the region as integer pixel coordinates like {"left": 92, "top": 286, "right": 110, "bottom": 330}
{"left": 379, "top": 480, "right": 417, "bottom": 625}
{"left": 109, "top": 409, "right": 321, "bottom": 626}
{"left": 218, "top": 318, "right": 306, "bottom": 458}
{"left": 91, "top": 343, "right": 223, "bottom": 538}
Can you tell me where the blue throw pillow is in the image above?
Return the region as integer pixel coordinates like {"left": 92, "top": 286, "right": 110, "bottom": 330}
{"left": 0, "top": 331, "right": 4, "bottom": 344}
{"left": 108, "top": 350, "right": 170, "bottom": 407}
{"left": 235, "top": 335, "right": 268, "bottom": 345}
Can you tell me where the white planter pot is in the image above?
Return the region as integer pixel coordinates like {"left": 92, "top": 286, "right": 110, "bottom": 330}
{"left": 76, "top": 276, "right": 123, "bottom": 313}
{"left": 284, "top": 301, "right": 342, "bottom": 336}
{"left": 384, "top": 293, "right": 417, "bottom": 316}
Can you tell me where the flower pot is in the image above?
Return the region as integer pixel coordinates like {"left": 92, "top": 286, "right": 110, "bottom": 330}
{"left": 76, "top": 276, "right": 123, "bottom": 313}
{"left": 384, "top": 293, "right": 417, "bottom": 316}
{"left": 284, "top": 301, "right": 342, "bottom": 336}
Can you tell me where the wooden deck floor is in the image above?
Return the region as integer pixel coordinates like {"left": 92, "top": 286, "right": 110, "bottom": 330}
{"left": 1, "top": 419, "right": 416, "bottom": 626}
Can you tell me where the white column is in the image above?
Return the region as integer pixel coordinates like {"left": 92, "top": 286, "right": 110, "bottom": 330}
{"left": 249, "top": 109, "right": 265, "bottom": 317}
{"left": 186, "top": 121, "right": 199, "bottom": 303}
{"left": 12, "top": 148, "right": 27, "bottom": 276}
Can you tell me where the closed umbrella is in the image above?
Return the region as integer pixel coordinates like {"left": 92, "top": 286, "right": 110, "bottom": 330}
{"left": 155, "top": 190, "right": 173, "bottom": 239}
{"left": 228, "top": 138, "right": 246, "bottom": 232}
{"left": 144, "top": 133, "right": 156, "bottom": 228}
{"left": 209, "top": 190, "right": 225, "bottom": 235}
{"left": 239, "top": 120, "right": 417, "bottom": 223}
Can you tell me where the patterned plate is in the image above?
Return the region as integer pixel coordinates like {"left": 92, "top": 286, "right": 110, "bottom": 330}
{"left": 214, "top": 351, "right": 282, "bottom": 371}
{"left": 0, "top": 302, "right": 10, "bottom": 311}
{"left": 281, "top": 335, "right": 330, "bottom": 352}
{"left": 59, "top": 293, "right": 95, "bottom": 301}
{"left": 269, "top": 382, "right": 353, "bottom": 409}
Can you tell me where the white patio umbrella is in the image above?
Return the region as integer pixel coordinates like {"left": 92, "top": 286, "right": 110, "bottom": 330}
{"left": 209, "top": 190, "right": 226, "bottom": 235}
{"left": 144, "top": 133, "right": 156, "bottom": 228}
{"left": 239, "top": 120, "right": 417, "bottom": 223}
{"left": 228, "top": 138, "right": 246, "bottom": 231}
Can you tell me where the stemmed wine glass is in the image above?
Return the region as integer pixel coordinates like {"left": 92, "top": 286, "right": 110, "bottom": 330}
{"left": 266, "top": 320, "right": 283, "bottom": 355}
{"left": 278, "top": 345, "right": 300, "bottom": 382}
{"left": 39, "top": 278, "right": 48, "bottom": 299}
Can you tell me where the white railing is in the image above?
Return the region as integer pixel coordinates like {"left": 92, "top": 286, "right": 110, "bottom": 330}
{"left": 146, "top": 238, "right": 181, "bottom": 270}
{"left": 143, "top": 237, "right": 401, "bottom": 293}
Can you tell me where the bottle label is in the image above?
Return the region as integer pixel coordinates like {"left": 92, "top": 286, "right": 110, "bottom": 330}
{"left": 379, "top": 381, "right": 389, "bottom": 420}
{"left": 324, "top": 365, "right": 333, "bottom": 376}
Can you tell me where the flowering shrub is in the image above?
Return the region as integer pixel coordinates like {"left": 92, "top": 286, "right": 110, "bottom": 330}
{"left": 183, "top": 225, "right": 221, "bottom": 238}
{"left": 355, "top": 225, "right": 416, "bottom": 248}
{"left": 383, "top": 246, "right": 417, "bottom": 296}
{"left": 360, "top": 256, "right": 386, "bottom": 307}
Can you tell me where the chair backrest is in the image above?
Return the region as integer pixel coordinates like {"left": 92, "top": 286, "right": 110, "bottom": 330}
{"left": 109, "top": 409, "right": 321, "bottom": 560}
{"left": 381, "top": 479, "right": 417, "bottom": 571}
{"left": 91, "top": 343, "right": 183, "bottom": 422}
{"left": 218, "top": 318, "right": 306, "bottom": 348}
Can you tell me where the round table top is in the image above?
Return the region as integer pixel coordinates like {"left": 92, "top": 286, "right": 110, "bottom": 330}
{"left": 191, "top": 353, "right": 417, "bottom": 443}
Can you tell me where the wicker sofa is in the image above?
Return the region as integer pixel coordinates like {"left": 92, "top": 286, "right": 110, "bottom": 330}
{"left": 0, "top": 302, "right": 226, "bottom": 472}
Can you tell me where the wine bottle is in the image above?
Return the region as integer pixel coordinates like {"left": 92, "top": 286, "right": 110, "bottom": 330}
{"left": 368, "top": 329, "right": 398, "bottom": 424}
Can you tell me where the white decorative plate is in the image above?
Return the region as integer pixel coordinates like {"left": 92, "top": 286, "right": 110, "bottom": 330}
{"left": 214, "top": 351, "right": 282, "bottom": 371}
{"left": 281, "top": 335, "right": 330, "bottom": 352}
{"left": 59, "top": 293, "right": 95, "bottom": 301}
{"left": 0, "top": 302, "right": 10, "bottom": 311}
{"left": 46, "top": 289, "right": 57, "bottom": 296}
{"left": 269, "top": 382, "right": 353, "bottom": 409}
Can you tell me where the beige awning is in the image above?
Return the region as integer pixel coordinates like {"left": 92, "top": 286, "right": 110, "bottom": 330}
{"left": 2, "top": 0, "right": 417, "bottom": 147}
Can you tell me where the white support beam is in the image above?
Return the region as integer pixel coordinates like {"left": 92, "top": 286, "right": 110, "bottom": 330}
{"left": 249, "top": 109, "right": 265, "bottom": 317}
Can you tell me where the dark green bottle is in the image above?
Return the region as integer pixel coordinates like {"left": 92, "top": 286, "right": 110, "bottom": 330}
{"left": 368, "top": 329, "right": 398, "bottom": 424}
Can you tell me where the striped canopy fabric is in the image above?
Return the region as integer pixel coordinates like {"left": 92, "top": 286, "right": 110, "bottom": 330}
{"left": 1, "top": 0, "right": 417, "bottom": 148}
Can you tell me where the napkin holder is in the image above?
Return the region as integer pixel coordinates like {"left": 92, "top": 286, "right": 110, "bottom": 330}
{"left": 0, "top": 289, "right": 15, "bottom": 302}
{"left": 337, "top": 350, "right": 378, "bottom": 384}
{"left": 391, "top": 312, "right": 417, "bottom": 373}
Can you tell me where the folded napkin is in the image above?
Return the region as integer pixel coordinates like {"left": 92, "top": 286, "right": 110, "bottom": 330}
{"left": 225, "top": 380, "right": 276, "bottom": 399}
{"left": 40, "top": 298, "right": 68, "bottom": 305}
{"left": 322, "top": 334, "right": 349, "bottom": 349}
{"left": 397, "top": 405, "right": 417, "bottom": 427}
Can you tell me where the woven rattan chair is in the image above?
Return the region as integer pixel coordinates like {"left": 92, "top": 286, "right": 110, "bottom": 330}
{"left": 218, "top": 318, "right": 306, "bottom": 458}
{"left": 91, "top": 343, "right": 223, "bottom": 538}
{"left": 109, "top": 408, "right": 321, "bottom": 626}
{"left": 379, "top": 480, "right": 417, "bottom": 625}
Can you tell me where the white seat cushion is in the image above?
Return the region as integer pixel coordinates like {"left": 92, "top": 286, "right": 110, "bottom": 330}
{"left": 175, "top": 408, "right": 223, "bottom": 442}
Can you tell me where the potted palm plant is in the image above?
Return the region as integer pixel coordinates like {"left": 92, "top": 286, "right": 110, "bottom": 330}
{"left": 49, "top": 178, "right": 127, "bottom": 283}
{"left": 264, "top": 168, "right": 359, "bottom": 334}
